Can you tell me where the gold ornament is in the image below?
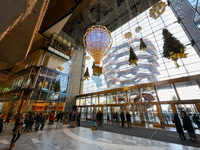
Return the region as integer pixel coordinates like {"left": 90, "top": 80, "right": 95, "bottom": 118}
{"left": 44, "top": 81, "right": 48, "bottom": 88}
{"left": 124, "top": 32, "right": 132, "bottom": 39}
{"left": 84, "top": 76, "right": 89, "bottom": 80}
{"left": 149, "top": 1, "right": 166, "bottom": 20}
{"left": 129, "top": 59, "right": 138, "bottom": 66}
{"left": 38, "top": 81, "right": 42, "bottom": 89}
{"left": 168, "top": 51, "right": 188, "bottom": 68}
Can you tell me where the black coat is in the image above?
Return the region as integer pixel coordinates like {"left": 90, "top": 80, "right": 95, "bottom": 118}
{"left": 173, "top": 116, "right": 183, "bottom": 133}
{"left": 120, "top": 113, "right": 125, "bottom": 121}
{"left": 183, "top": 115, "right": 194, "bottom": 132}
{"left": 126, "top": 114, "right": 131, "bottom": 121}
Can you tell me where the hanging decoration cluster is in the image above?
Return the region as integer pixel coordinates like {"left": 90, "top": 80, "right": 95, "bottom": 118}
{"left": 84, "top": 67, "right": 90, "bottom": 80}
{"left": 92, "top": 62, "right": 102, "bottom": 76}
{"left": 135, "top": 26, "right": 142, "bottom": 33}
{"left": 124, "top": 32, "right": 132, "bottom": 39}
{"left": 129, "top": 47, "right": 138, "bottom": 66}
{"left": 140, "top": 38, "right": 147, "bottom": 51}
{"left": 162, "top": 29, "right": 188, "bottom": 68}
{"left": 149, "top": 1, "right": 166, "bottom": 20}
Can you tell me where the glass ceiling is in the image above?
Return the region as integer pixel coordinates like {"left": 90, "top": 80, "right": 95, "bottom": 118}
{"left": 83, "top": 0, "right": 200, "bottom": 94}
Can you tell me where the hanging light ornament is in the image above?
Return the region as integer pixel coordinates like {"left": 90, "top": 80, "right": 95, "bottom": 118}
{"left": 83, "top": 25, "right": 112, "bottom": 75}
{"left": 124, "top": 32, "right": 132, "bottom": 39}
{"left": 135, "top": 26, "right": 142, "bottom": 33}
{"left": 84, "top": 67, "right": 90, "bottom": 80}
{"left": 83, "top": 25, "right": 112, "bottom": 65}
{"left": 149, "top": 1, "right": 166, "bottom": 20}
{"left": 140, "top": 38, "right": 147, "bottom": 51}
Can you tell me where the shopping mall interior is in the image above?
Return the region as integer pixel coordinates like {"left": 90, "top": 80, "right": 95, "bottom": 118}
{"left": 0, "top": 0, "right": 200, "bottom": 149}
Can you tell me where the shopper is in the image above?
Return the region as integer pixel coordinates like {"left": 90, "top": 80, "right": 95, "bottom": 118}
{"left": 0, "top": 113, "right": 3, "bottom": 133}
{"left": 77, "top": 112, "right": 81, "bottom": 127}
{"left": 126, "top": 112, "right": 132, "bottom": 128}
{"left": 172, "top": 113, "right": 186, "bottom": 140}
{"left": 99, "top": 111, "right": 103, "bottom": 126}
{"left": 120, "top": 112, "right": 125, "bottom": 127}
{"left": 182, "top": 111, "right": 198, "bottom": 141}
{"left": 9, "top": 113, "right": 25, "bottom": 150}
{"left": 192, "top": 114, "right": 200, "bottom": 128}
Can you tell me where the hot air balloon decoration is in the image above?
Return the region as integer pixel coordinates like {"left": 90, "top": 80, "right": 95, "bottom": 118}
{"left": 83, "top": 25, "right": 113, "bottom": 75}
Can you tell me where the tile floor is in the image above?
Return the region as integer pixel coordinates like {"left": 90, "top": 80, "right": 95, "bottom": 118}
{"left": 0, "top": 123, "right": 199, "bottom": 150}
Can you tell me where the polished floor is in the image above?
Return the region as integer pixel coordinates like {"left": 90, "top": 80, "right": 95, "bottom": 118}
{"left": 0, "top": 123, "right": 199, "bottom": 150}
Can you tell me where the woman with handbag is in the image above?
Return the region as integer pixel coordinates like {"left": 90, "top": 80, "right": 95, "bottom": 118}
{"left": 9, "top": 113, "right": 25, "bottom": 150}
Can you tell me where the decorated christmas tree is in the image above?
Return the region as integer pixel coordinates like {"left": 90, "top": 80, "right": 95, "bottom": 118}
{"left": 162, "top": 29, "right": 188, "bottom": 68}
{"left": 129, "top": 47, "right": 138, "bottom": 66}
{"left": 54, "top": 79, "right": 60, "bottom": 94}
{"left": 84, "top": 67, "right": 90, "bottom": 80}
{"left": 140, "top": 38, "right": 147, "bottom": 50}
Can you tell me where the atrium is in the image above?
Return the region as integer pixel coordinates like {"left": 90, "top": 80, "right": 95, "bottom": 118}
{"left": 0, "top": 0, "right": 200, "bottom": 150}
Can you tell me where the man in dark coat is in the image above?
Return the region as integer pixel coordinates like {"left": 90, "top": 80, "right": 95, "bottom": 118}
{"left": 173, "top": 113, "right": 186, "bottom": 140}
{"left": 126, "top": 112, "right": 132, "bottom": 128}
{"left": 192, "top": 114, "right": 200, "bottom": 128}
{"left": 182, "top": 111, "right": 198, "bottom": 141}
{"left": 120, "top": 112, "right": 125, "bottom": 127}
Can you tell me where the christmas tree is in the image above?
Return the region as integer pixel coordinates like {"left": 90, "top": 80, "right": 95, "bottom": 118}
{"left": 54, "top": 79, "right": 60, "bottom": 94}
{"left": 140, "top": 38, "right": 147, "bottom": 50}
{"left": 162, "top": 29, "right": 188, "bottom": 68}
{"left": 84, "top": 67, "right": 90, "bottom": 80}
{"left": 129, "top": 47, "right": 138, "bottom": 66}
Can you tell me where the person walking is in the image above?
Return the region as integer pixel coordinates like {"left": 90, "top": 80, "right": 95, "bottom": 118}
{"left": 182, "top": 111, "right": 198, "bottom": 141}
{"left": 172, "top": 113, "right": 186, "bottom": 140}
{"left": 77, "top": 112, "right": 81, "bottom": 127}
{"left": 126, "top": 112, "right": 132, "bottom": 128}
{"left": 9, "top": 113, "right": 25, "bottom": 150}
{"left": 92, "top": 112, "right": 97, "bottom": 126}
{"left": 56, "top": 111, "right": 62, "bottom": 129}
{"left": 192, "top": 114, "right": 200, "bottom": 128}
{"left": 120, "top": 112, "right": 125, "bottom": 127}
{"left": 40, "top": 113, "right": 45, "bottom": 130}
{"left": 35, "top": 113, "right": 42, "bottom": 131}
{"left": 0, "top": 113, "right": 3, "bottom": 133}
{"left": 99, "top": 111, "right": 103, "bottom": 126}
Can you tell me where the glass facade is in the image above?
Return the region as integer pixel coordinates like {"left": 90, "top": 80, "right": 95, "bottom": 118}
{"left": 187, "top": 0, "right": 200, "bottom": 28}
{"left": 83, "top": 1, "right": 200, "bottom": 94}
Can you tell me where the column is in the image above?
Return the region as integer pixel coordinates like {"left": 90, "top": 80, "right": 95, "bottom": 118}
{"left": 106, "top": 94, "right": 108, "bottom": 104}
{"left": 144, "top": 104, "right": 149, "bottom": 124}
{"left": 172, "top": 83, "right": 181, "bottom": 101}
{"left": 156, "top": 104, "right": 164, "bottom": 126}
{"left": 139, "top": 104, "right": 144, "bottom": 125}
{"left": 195, "top": 102, "right": 200, "bottom": 113}
{"left": 171, "top": 103, "right": 177, "bottom": 114}
{"left": 126, "top": 90, "right": 129, "bottom": 103}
